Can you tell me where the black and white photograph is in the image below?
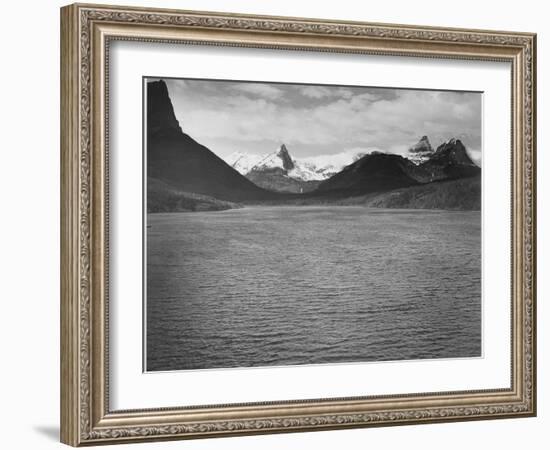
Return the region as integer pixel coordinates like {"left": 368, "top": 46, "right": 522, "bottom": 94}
{"left": 145, "top": 76, "right": 482, "bottom": 372}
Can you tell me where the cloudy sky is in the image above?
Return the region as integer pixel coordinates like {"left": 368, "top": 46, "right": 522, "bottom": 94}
{"left": 152, "top": 77, "right": 482, "bottom": 164}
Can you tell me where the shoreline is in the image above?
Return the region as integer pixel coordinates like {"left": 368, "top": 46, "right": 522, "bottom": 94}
{"left": 147, "top": 204, "right": 482, "bottom": 215}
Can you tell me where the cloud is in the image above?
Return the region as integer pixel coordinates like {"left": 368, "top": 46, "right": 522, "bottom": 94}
{"left": 299, "top": 86, "right": 333, "bottom": 99}
{"left": 301, "top": 147, "right": 382, "bottom": 168}
{"left": 299, "top": 86, "right": 357, "bottom": 101}
{"left": 467, "top": 149, "right": 482, "bottom": 166}
{"left": 232, "top": 83, "right": 285, "bottom": 100}
{"left": 160, "top": 78, "right": 482, "bottom": 159}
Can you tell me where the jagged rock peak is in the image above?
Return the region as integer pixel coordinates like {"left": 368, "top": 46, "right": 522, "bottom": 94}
{"left": 433, "top": 138, "right": 475, "bottom": 166}
{"left": 436, "top": 138, "right": 465, "bottom": 154}
{"left": 147, "top": 80, "right": 182, "bottom": 136}
{"left": 277, "top": 144, "right": 295, "bottom": 171}
{"left": 408, "top": 135, "right": 434, "bottom": 165}
{"left": 409, "top": 135, "right": 434, "bottom": 154}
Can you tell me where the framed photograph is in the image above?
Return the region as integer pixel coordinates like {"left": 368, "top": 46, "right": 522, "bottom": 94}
{"left": 60, "top": 3, "right": 537, "bottom": 446}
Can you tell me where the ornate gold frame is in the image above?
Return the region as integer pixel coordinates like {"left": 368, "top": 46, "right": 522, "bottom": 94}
{"left": 60, "top": 2, "right": 536, "bottom": 446}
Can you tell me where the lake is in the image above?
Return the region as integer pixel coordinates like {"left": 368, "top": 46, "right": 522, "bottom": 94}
{"left": 146, "top": 206, "right": 481, "bottom": 371}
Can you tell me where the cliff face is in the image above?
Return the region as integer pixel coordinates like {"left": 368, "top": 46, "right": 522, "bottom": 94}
{"left": 408, "top": 135, "right": 434, "bottom": 164}
{"left": 147, "top": 80, "right": 182, "bottom": 137}
{"left": 276, "top": 144, "right": 295, "bottom": 171}
{"left": 146, "top": 80, "right": 280, "bottom": 205}
{"left": 418, "top": 138, "right": 480, "bottom": 182}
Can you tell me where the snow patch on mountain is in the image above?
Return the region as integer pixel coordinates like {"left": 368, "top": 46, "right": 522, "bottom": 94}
{"left": 224, "top": 151, "right": 264, "bottom": 174}
{"left": 407, "top": 135, "right": 434, "bottom": 165}
{"left": 253, "top": 145, "right": 295, "bottom": 172}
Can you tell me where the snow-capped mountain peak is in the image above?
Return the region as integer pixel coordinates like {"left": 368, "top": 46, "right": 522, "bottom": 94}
{"left": 224, "top": 151, "right": 264, "bottom": 174}
{"left": 407, "top": 135, "right": 434, "bottom": 165}
{"left": 224, "top": 144, "right": 368, "bottom": 182}
{"left": 252, "top": 145, "right": 296, "bottom": 172}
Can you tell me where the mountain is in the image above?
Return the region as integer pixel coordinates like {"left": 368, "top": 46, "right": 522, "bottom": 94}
{"left": 147, "top": 177, "right": 241, "bottom": 212}
{"left": 361, "top": 176, "right": 481, "bottom": 211}
{"left": 245, "top": 169, "right": 321, "bottom": 193}
{"left": 225, "top": 144, "right": 319, "bottom": 193}
{"left": 408, "top": 135, "right": 434, "bottom": 164}
{"left": 312, "top": 138, "right": 480, "bottom": 204}
{"left": 225, "top": 136, "right": 479, "bottom": 194}
{"left": 226, "top": 152, "right": 265, "bottom": 175}
{"left": 146, "top": 83, "right": 480, "bottom": 211}
{"left": 226, "top": 146, "right": 367, "bottom": 181}
{"left": 417, "top": 138, "right": 480, "bottom": 182}
{"left": 247, "top": 147, "right": 322, "bottom": 193}
{"left": 250, "top": 145, "right": 299, "bottom": 174}
{"left": 147, "top": 80, "right": 279, "bottom": 207}
{"left": 224, "top": 145, "right": 366, "bottom": 193}
{"left": 315, "top": 152, "right": 420, "bottom": 197}
{"left": 300, "top": 151, "right": 368, "bottom": 179}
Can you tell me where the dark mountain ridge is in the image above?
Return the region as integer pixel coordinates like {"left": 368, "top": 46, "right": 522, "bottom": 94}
{"left": 315, "top": 152, "right": 420, "bottom": 197}
{"left": 147, "top": 80, "right": 281, "bottom": 203}
{"left": 417, "top": 138, "right": 480, "bottom": 182}
{"left": 361, "top": 175, "right": 481, "bottom": 210}
{"left": 315, "top": 138, "right": 479, "bottom": 198}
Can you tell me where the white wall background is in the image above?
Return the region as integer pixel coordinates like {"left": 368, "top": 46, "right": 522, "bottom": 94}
{"left": 0, "top": 0, "right": 546, "bottom": 449}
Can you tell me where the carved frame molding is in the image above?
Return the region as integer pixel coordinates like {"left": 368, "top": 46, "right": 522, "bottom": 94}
{"left": 60, "top": 3, "right": 536, "bottom": 446}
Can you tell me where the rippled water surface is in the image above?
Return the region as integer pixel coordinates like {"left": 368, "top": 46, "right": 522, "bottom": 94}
{"left": 146, "top": 206, "right": 481, "bottom": 371}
